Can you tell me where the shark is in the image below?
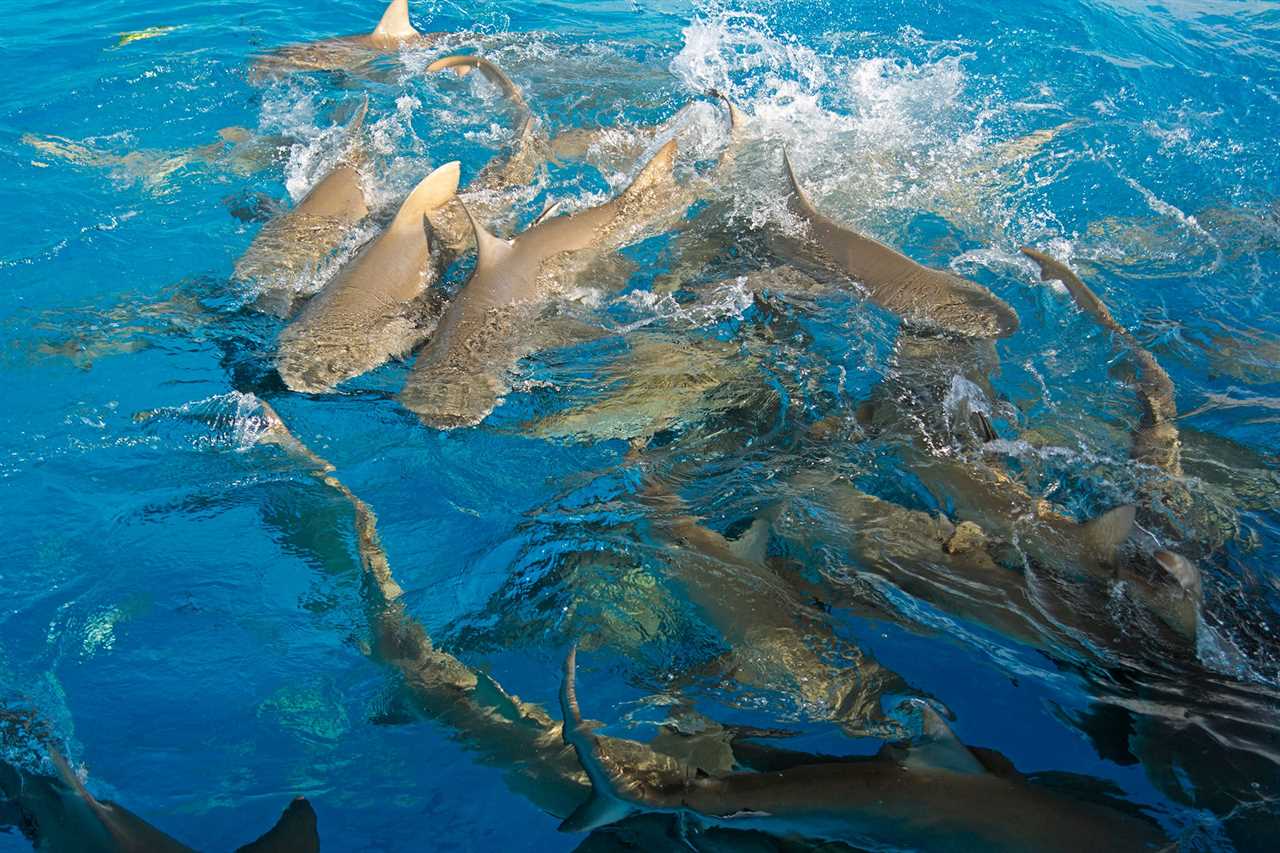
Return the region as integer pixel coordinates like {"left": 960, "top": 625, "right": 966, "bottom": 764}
{"left": 398, "top": 139, "right": 682, "bottom": 427}
{"left": 558, "top": 647, "right": 1172, "bottom": 852}
{"left": 234, "top": 98, "right": 373, "bottom": 318}
{"left": 633, "top": 465, "right": 918, "bottom": 737}
{"left": 274, "top": 160, "right": 460, "bottom": 393}
{"left": 0, "top": 749, "right": 318, "bottom": 853}
{"left": 1020, "top": 248, "right": 1202, "bottom": 640}
{"left": 780, "top": 150, "right": 1020, "bottom": 339}
{"left": 249, "top": 0, "right": 446, "bottom": 82}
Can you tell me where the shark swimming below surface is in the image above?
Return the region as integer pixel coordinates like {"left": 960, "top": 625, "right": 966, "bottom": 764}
{"left": 558, "top": 647, "right": 1173, "bottom": 853}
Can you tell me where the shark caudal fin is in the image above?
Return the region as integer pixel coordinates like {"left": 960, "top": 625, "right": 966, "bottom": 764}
{"left": 234, "top": 797, "right": 320, "bottom": 853}
{"left": 372, "top": 0, "right": 418, "bottom": 39}
{"left": 390, "top": 161, "right": 460, "bottom": 232}
{"left": 427, "top": 55, "right": 530, "bottom": 115}
{"left": 558, "top": 647, "right": 637, "bottom": 832}
{"left": 1080, "top": 505, "right": 1137, "bottom": 564}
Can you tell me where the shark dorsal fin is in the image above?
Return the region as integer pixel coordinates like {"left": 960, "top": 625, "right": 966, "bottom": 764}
{"left": 372, "top": 0, "right": 418, "bottom": 39}
{"left": 390, "top": 161, "right": 460, "bottom": 233}
{"left": 459, "top": 200, "right": 513, "bottom": 268}
{"left": 49, "top": 750, "right": 134, "bottom": 850}
{"left": 558, "top": 647, "right": 637, "bottom": 832}
{"left": 781, "top": 149, "right": 819, "bottom": 220}
{"left": 1080, "top": 505, "right": 1136, "bottom": 563}
{"left": 620, "top": 138, "right": 677, "bottom": 202}
{"left": 727, "top": 518, "right": 770, "bottom": 565}
{"left": 904, "top": 702, "right": 984, "bottom": 775}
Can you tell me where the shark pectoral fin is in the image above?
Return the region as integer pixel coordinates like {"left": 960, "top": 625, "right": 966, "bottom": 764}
{"left": 234, "top": 797, "right": 320, "bottom": 853}
{"left": 727, "top": 518, "right": 771, "bottom": 565}
{"left": 1080, "top": 505, "right": 1136, "bottom": 564}
{"left": 558, "top": 647, "right": 638, "bottom": 832}
{"left": 903, "top": 701, "right": 985, "bottom": 775}
{"left": 371, "top": 0, "right": 417, "bottom": 39}
{"left": 390, "top": 162, "right": 461, "bottom": 232}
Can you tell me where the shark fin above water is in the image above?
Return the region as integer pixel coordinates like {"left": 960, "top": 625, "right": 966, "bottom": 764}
{"left": 428, "top": 54, "right": 531, "bottom": 115}
{"left": 390, "top": 160, "right": 461, "bottom": 232}
{"left": 371, "top": 0, "right": 417, "bottom": 40}
{"left": 459, "top": 199, "right": 515, "bottom": 269}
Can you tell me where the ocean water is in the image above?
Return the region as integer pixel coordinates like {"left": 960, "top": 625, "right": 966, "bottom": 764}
{"left": 2, "top": 0, "right": 1279, "bottom": 851}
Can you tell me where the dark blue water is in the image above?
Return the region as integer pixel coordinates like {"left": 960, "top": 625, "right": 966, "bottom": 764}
{"left": 2, "top": 1, "right": 1279, "bottom": 850}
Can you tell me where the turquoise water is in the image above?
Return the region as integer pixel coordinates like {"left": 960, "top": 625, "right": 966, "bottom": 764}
{"left": 2, "top": 0, "right": 1279, "bottom": 850}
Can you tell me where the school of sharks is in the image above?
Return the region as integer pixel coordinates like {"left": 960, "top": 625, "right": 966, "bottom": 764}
{"left": 4, "top": 1, "right": 1280, "bottom": 851}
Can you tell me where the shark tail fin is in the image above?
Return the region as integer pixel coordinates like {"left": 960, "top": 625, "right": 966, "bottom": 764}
{"left": 621, "top": 139, "right": 678, "bottom": 202}
{"left": 458, "top": 199, "right": 513, "bottom": 269}
{"left": 391, "top": 161, "right": 460, "bottom": 232}
{"left": 781, "top": 149, "right": 819, "bottom": 219}
{"left": 427, "top": 55, "right": 530, "bottom": 115}
{"left": 558, "top": 647, "right": 638, "bottom": 833}
{"left": 234, "top": 797, "right": 320, "bottom": 853}
{"left": 1080, "top": 505, "right": 1136, "bottom": 564}
{"left": 372, "top": 0, "right": 417, "bottom": 39}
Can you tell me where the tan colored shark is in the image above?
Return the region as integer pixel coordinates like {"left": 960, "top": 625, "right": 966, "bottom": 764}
{"left": 275, "top": 160, "right": 460, "bottom": 393}
{"left": 1021, "top": 247, "right": 1201, "bottom": 640}
{"left": 781, "top": 151, "right": 1020, "bottom": 338}
{"left": 249, "top": 0, "right": 446, "bottom": 81}
{"left": 559, "top": 648, "right": 1171, "bottom": 851}
{"left": 234, "top": 99, "right": 373, "bottom": 318}
{"left": 400, "top": 139, "right": 683, "bottom": 428}
{"left": 22, "top": 127, "right": 287, "bottom": 196}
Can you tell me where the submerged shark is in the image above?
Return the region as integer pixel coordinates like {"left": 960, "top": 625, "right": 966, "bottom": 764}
{"left": 274, "top": 160, "right": 460, "bottom": 393}
{"left": 234, "top": 98, "right": 373, "bottom": 318}
{"left": 558, "top": 647, "right": 1172, "bottom": 852}
{"left": 1021, "top": 248, "right": 1202, "bottom": 640}
{"left": 249, "top": 0, "right": 445, "bottom": 81}
{"left": 0, "top": 749, "right": 318, "bottom": 853}
{"left": 781, "top": 151, "right": 1020, "bottom": 339}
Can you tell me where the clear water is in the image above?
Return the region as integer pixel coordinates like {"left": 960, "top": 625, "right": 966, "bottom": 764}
{"left": 2, "top": 0, "right": 1279, "bottom": 850}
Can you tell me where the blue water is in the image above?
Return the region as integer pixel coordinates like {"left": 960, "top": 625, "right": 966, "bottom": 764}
{"left": 2, "top": 1, "right": 1279, "bottom": 850}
